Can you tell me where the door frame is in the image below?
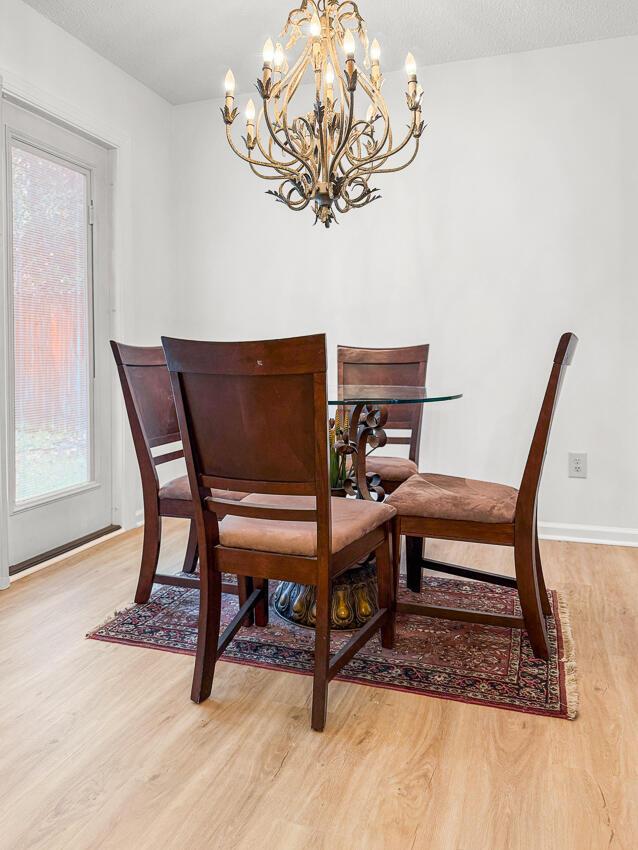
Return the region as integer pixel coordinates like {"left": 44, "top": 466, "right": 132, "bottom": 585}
{"left": 0, "top": 69, "right": 137, "bottom": 589}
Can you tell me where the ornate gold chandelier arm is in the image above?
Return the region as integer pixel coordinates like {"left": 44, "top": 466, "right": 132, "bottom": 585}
{"left": 249, "top": 162, "right": 297, "bottom": 181}
{"left": 340, "top": 111, "right": 419, "bottom": 184}
{"left": 328, "top": 88, "right": 355, "bottom": 182}
{"left": 276, "top": 180, "right": 312, "bottom": 210}
{"left": 260, "top": 119, "right": 310, "bottom": 179}
{"left": 372, "top": 138, "right": 420, "bottom": 174}
{"left": 323, "top": 31, "right": 348, "bottom": 155}
{"left": 343, "top": 121, "right": 375, "bottom": 169}
{"left": 279, "top": 110, "right": 316, "bottom": 178}
{"left": 351, "top": 71, "right": 392, "bottom": 161}
{"left": 254, "top": 111, "right": 303, "bottom": 172}
{"left": 262, "top": 95, "right": 317, "bottom": 187}
{"left": 224, "top": 125, "right": 300, "bottom": 179}
{"left": 277, "top": 41, "right": 312, "bottom": 108}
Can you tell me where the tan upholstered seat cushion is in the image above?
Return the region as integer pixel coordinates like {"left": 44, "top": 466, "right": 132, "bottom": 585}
{"left": 219, "top": 494, "right": 396, "bottom": 557}
{"left": 365, "top": 455, "right": 418, "bottom": 482}
{"left": 387, "top": 473, "right": 518, "bottom": 524}
{"left": 159, "top": 475, "right": 246, "bottom": 503}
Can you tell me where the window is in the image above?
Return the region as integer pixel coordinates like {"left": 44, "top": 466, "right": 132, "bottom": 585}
{"left": 10, "top": 143, "right": 92, "bottom": 505}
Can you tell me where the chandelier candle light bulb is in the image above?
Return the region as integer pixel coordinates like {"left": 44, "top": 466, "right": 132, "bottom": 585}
{"left": 224, "top": 69, "right": 235, "bottom": 106}
{"left": 221, "top": 68, "right": 238, "bottom": 124}
{"left": 310, "top": 12, "right": 321, "bottom": 38}
{"left": 343, "top": 29, "right": 356, "bottom": 89}
{"left": 343, "top": 29, "right": 356, "bottom": 56}
{"left": 325, "top": 61, "right": 335, "bottom": 86}
{"left": 221, "top": 0, "right": 425, "bottom": 227}
{"left": 263, "top": 38, "right": 275, "bottom": 64}
{"left": 325, "top": 61, "right": 335, "bottom": 106}
{"left": 245, "top": 98, "right": 256, "bottom": 148}
{"left": 262, "top": 37, "right": 274, "bottom": 89}
{"left": 405, "top": 52, "right": 418, "bottom": 98}
{"left": 274, "top": 42, "right": 285, "bottom": 71}
{"left": 343, "top": 27, "right": 356, "bottom": 74}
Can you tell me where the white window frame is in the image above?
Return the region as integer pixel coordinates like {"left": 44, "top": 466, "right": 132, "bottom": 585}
{"left": 5, "top": 131, "right": 100, "bottom": 513}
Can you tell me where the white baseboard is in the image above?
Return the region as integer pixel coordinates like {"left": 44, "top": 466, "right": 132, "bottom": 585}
{"left": 538, "top": 522, "right": 638, "bottom": 548}
{"left": 9, "top": 527, "right": 126, "bottom": 583}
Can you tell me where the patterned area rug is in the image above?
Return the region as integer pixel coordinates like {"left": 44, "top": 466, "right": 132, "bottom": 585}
{"left": 89, "top": 576, "right": 578, "bottom": 719}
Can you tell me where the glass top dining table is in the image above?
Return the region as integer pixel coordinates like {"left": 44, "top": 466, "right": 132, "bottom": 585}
{"left": 325, "top": 384, "right": 462, "bottom": 502}
{"left": 328, "top": 385, "right": 462, "bottom": 405}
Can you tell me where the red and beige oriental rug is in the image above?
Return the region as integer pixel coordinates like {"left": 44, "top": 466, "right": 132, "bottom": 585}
{"left": 89, "top": 575, "right": 578, "bottom": 719}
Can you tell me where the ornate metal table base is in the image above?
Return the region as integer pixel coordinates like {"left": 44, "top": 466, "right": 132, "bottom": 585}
{"left": 273, "top": 559, "right": 378, "bottom": 630}
{"left": 274, "top": 401, "right": 389, "bottom": 630}
{"left": 338, "top": 402, "right": 389, "bottom": 502}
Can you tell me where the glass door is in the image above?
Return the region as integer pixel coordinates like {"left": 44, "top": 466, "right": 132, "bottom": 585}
{"left": 4, "top": 102, "right": 113, "bottom": 571}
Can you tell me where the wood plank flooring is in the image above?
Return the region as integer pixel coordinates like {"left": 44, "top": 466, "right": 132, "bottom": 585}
{"left": 0, "top": 519, "right": 636, "bottom": 849}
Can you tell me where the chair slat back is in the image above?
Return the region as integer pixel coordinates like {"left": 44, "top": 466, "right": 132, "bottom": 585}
{"left": 163, "top": 334, "right": 331, "bottom": 554}
{"left": 110, "top": 342, "right": 181, "bottom": 447}
{"left": 517, "top": 332, "right": 578, "bottom": 518}
{"left": 337, "top": 344, "right": 429, "bottom": 462}
{"left": 111, "top": 342, "right": 184, "bottom": 495}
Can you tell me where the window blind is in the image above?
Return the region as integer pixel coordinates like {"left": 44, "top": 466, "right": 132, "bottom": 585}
{"left": 11, "top": 143, "right": 92, "bottom": 504}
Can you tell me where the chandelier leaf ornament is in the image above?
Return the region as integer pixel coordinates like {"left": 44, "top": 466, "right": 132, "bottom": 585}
{"left": 221, "top": 0, "right": 424, "bottom": 228}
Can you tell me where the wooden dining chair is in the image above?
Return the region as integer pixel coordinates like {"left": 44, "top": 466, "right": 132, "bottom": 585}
{"left": 110, "top": 341, "right": 250, "bottom": 608}
{"left": 387, "top": 332, "right": 578, "bottom": 661}
{"left": 337, "top": 344, "right": 429, "bottom": 493}
{"left": 162, "top": 333, "right": 396, "bottom": 731}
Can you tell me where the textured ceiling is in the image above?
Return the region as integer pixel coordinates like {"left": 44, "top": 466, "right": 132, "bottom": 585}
{"left": 23, "top": 0, "right": 638, "bottom": 104}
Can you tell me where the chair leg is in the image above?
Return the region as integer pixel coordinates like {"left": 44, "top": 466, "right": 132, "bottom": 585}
{"left": 181, "top": 519, "right": 199, "bottom": 574}
{"left": 405, "top": 536, "right": 423, "bottom": 593}
{"left": 534, "top": 522, "right": 552, "bottom": 616}
{"left": 254, "top": 578, "right": 269, "bottom": 627}
{"left": 376, "top": 533, "right": 395, "bottom": 649}
{"left": 238, "top": 576, "right": 255, "bottom": 627}
{"left": 514, "top": 531, "right": 550, "bottom": 661}
{"left": 391, "top": 518, "right": 402, "bottom": 599}
{"left": 311, "top": 573, "right": 331, "bottom": 732}
{"left": 134, "top": 507, "right": 162, "bottom": 604}
{"left": 191, "top": 519, "right": 222, "bottom": 704}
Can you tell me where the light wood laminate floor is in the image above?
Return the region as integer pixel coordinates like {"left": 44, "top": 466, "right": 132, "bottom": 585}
{"left": 1, "top": 519, "right": 636, "bottom": 849}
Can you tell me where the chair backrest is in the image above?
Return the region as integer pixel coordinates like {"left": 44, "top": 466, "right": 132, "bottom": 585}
{"left": 162, "top": 334, "right": 331, "bottom": 558}
{"left": 517, "top": 332, "right": 578, "bottom": 525}
{"left": 337, "top": 344, "right": 429, "bottom": 462}
{"left": 110, "top": 341, "right": 184, "bottom": 496}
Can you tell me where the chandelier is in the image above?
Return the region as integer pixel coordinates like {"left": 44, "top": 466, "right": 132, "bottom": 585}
{"left": 221, "top": 0, "right": 424, "bottom": 227}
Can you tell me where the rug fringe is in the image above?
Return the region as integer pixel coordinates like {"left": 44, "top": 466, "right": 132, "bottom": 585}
{"left": 555, "top": 590, "right": 579, "bottom": 720}
{"left": 86, "top": 607, "right": 126, "bottom": 639}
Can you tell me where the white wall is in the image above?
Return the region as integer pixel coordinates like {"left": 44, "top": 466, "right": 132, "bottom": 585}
{"left": 171, "top": 35, "right": 638, "bottom": 543}
{"left": 0, "top": 0, "right": 180, "bottom": 550}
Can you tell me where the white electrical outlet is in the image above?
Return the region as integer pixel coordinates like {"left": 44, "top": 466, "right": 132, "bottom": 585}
{"left": 568, "top": 452, "right": 587, "bottom": 479}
